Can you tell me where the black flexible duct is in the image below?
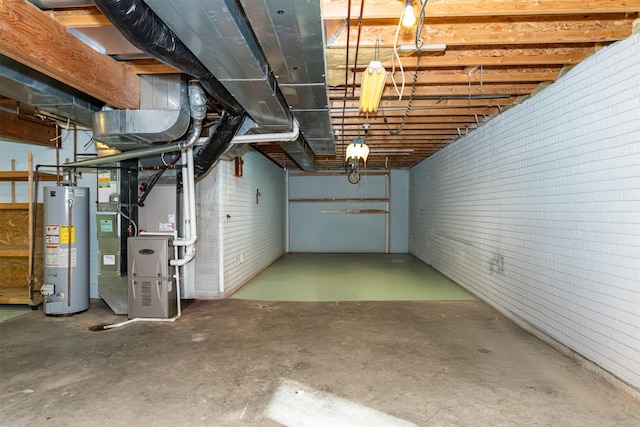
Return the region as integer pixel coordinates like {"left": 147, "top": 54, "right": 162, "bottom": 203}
{"left": 194, "top": 112, "right": 245, "bottom": 178}
{"left": 177, "top": 111, "right": 246, "bottom": 191}
{"left": 93, "top": 0, "right": 243, "bottom": 116}
{"left": 94, "top": 0, "right": 247, "bottom": 183}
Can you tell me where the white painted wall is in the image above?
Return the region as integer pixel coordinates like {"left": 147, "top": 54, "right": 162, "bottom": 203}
{"left": 390, "top": 170, "right": 409, "bottom": 253}
{"left": 409, "top": 34, "right": 640, "bottom": 391}
{"left": 0, "top": 132, "right": 99, "bottom": 297}
{"left": 195, "top": 150, "right": 286, "bottom": 298}
{"left": 288, "top": 170, "right": 408, "bottom": 253}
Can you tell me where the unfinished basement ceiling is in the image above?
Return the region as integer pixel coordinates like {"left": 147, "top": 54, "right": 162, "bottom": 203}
{"left": 1, "top": 0, "right": 639, "bottom": 169}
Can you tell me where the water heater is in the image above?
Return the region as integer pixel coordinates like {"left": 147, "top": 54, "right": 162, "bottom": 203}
{"left": 43, "top": 186, "right": 90, "bottom": 315}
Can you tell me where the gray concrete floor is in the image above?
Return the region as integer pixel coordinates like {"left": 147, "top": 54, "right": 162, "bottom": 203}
{"left": 1, "top": 298, "right": 639, "bottom": 426}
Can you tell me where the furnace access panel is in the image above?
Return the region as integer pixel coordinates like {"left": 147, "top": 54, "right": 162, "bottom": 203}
{"left": 127, "top": 236, "right": 177, "bottom": 318}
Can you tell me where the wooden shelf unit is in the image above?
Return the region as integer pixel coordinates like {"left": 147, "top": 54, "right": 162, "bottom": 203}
{"left": 0, "top": 152, "right": 58, "bottom": 306}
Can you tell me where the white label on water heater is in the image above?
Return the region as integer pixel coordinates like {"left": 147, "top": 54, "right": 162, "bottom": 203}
{"left": 103, "top": 254, "right": 116, "bottom": 266}
{"left": 45, "top": 246, "right": 59, "bottom": 267}
{"left": 46, "top": 247, "right": 77, "bottom": 267}
{"left": 74, "top": 188, "right": 85, "bottom": 197}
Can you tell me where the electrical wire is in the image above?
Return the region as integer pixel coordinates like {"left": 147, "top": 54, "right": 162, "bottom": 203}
{"left": 49, "top": 117, "right": 71, "bottom": 145}
{"left": 117, "top": 204, "right": 138, "bottom": 237}
{"left": 390, "top": 11, "right": 406, "bottom": 100}
{"left": 387, "top": 0, "right": 428, "bottom": 135}
{"left": 82, "top": 136, "right": 95, "bottom": 150}
{"left": 340, "top": 0, "right": 352, "bottom": 164}
{"left": 391, "top": 50, "right": 421, "bottom": 135}
{"left": 350, "top": 0, "right": 366, "bottom": 97}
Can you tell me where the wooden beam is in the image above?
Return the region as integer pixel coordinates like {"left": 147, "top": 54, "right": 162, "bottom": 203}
{"left": 330, "top": 97, "right": 518, "bottom": 109}
{"left": 326, "top": 14, "right": 636, "bottom": 47}
{"left": 337, "top": 123, "right": 479, "bottom": 130}
{"left": 322, "top": 0, "right": 640, "bottom": 20}
{"left": 48, "top": 8, "right": 112, "bottom": 28}
{"left": 0, "top": 110, "right": 59, "bottom": 147}
{"left": 325, "top": 47, "right": 595, "bottom": 84}
{"left": 334, "top": 107, "right": 498, "bottom": 119}
{"left": 335, "top": 116, "right": 477, "bottom": 124}
{"left": 326, "top": 46, "right": 596, "bottom": 67}
{"left": 333, "top": 70, "right": 559, "bottom": 86}
{"left": 340, "top": 129, "right": 461, "bottom": 136}
{"left": 347, "top": 83, "right": 538, "bottom": 97}
{"left": 0, "top": 0, "right": 140, "bottom": 109}
{"left": 124, "top": 61, "right": 181, "bottom": 75}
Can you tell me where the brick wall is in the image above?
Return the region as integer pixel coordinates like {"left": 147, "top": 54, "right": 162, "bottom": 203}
{"left": 409, "top": 34, "right": 640, "bottom": 391}
{"left": 195, "top": 150, "right": 286, "bottom": 298}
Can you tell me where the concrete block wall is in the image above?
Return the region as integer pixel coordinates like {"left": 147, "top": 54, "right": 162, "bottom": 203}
{"left": 409, "top": 34, "right": 640, "bottom": 391}
{"left": 195, "top": 150, "right": 286, "bottom": 298}
{"left": 288, "top": 170, "right": 409, "bottom": 253}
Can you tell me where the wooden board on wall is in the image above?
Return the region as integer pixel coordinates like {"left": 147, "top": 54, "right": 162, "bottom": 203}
{"left": 0, "top": 208, "right": 30, "bottom": 246}
{"left": 0, "top": 205, "right": 43, "bottom": 289}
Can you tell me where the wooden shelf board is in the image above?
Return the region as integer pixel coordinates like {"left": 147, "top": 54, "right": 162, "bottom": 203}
{"left": 0, "top": 245, "right": 30, "bottom": 257}
{"left": 0, "top": 171, "right": 59, "bottom": 182}
{"left": 0, "top": 203, "right": 30, "bottom": 209}
{"left": 0, "top": 286, "right": 36, "bottom": 305}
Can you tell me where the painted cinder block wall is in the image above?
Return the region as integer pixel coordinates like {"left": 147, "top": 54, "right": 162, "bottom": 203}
{"left": 195, "top": 150, "right": 286, "bottom": 298}
{"left": 409, "top": 33, "right": 640, "bottom": 391}
{"left": 288, "top": 170, "right": 409, "bottom": 253}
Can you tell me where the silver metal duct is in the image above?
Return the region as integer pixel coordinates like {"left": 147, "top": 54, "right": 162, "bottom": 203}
{"left": 143, "top": 0, "right": 322, "bottom": 170}
{"left": 93, "top": 74, "right": 190, "bottom": 151}
{"left": 144, "top": 0, "right": 292, "bottom": 132}
{"left": 28, "top": 0, "right": 147, "bottom": 60}
{"left": 239, "top": 0, "right": 335, "bottom": 155}
{"left": 280, "top": 136, "right": 317, "bottom": 171}
{"left": 0, "top": 55, "right": 103, "bottom": 126}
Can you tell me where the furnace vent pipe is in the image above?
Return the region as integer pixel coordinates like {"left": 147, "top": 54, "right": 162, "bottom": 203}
{"left": 171, "top": 82, "right": 205, "bottom": 268}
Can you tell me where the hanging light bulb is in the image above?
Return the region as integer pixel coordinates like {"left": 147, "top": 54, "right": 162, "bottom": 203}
{"left": 402, "top": 0, "right": 416, "bottom": 28}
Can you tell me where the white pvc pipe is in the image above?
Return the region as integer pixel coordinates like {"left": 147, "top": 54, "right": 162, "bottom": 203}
{"left": 230, "top": 119, "right": 299, "bottom": 144}
{"left": 66, "top": 120, "right": 298, "bottom": 169}
{"left": 174, "top": 151, "right": 192, "bottom": 246}
{"left": 171, "top": 147, "right": 197, "bottom": 266}
{"left": 285, "top": 168, "right": 290, "bottom": 253}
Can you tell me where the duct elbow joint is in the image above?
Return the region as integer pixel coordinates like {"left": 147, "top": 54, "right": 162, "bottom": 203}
{"left": 188, "top": 81, "right": 207, "bottom": 120}
{"left": 178, "top": 121, "right": 203, "bottom": 150}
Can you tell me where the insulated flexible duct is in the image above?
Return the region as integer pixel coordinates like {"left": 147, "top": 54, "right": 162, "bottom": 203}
{"left": 177, "top": 110, "right": 246, "bottom": 191}
{"left": 94, "top": 0, "right": 246, "bottom": 181}
{"left": 93, "top": 0, "right": 242, "bottom": 116}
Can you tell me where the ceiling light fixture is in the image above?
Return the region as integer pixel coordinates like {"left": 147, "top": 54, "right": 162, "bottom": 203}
{"left": 359, "top": 60, "right": 387, "bottom": 113}
{"left": 345, "top": 137, "right": 370, "bottom": 163}
{"left": 345, "top": 137, "right": 370, "bottom": 184}
{"left": 402, "top": 0, "right": 416, "bottom": 28}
